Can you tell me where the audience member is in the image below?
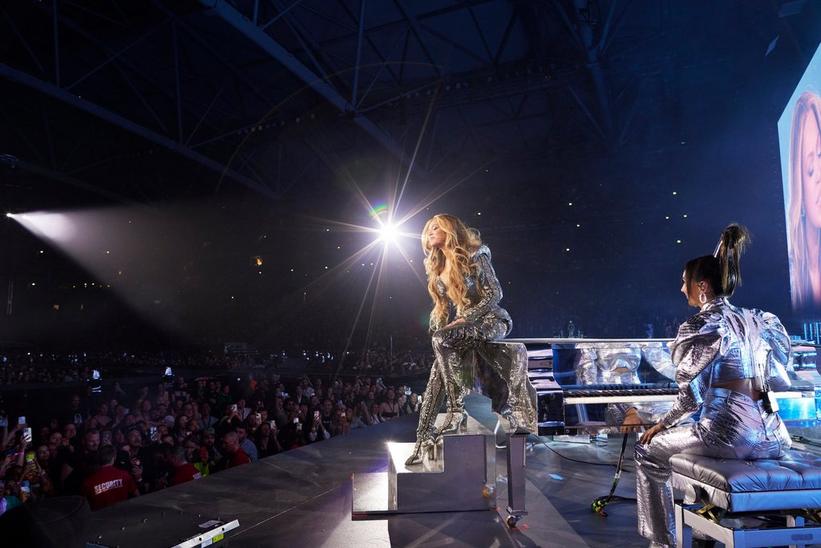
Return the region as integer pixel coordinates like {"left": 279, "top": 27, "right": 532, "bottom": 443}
{"left": 220, "top": 432, "right": 251, "bottom": 469}
{"left": 81, "top": 445, "right": 139, "bottom": 511}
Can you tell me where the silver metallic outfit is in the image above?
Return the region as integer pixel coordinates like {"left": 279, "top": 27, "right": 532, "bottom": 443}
{"left": 635, "top": 298, "right": 793, "bottom": 546}
{"left": 406, "top": 245, "right": 538, "bottom": 465}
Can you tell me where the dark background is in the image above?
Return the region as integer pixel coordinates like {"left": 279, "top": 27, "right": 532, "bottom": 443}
{"left": 1, "top": 0, "right": 820, "bottom": 351}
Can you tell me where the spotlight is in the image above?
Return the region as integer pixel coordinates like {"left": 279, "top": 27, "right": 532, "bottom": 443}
{"left": 5, "top": 213, "right": 12, "bottom": 218}
{"left": 378, "top": 223, "right": 399, "bottom": 244}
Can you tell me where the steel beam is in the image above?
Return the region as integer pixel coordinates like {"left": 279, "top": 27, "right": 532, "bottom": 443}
{"left": 15, "top": 157, "right": 139, "bottom": 205}
{"left": 551, "top": 0, "right": 616, "bottom": 140}
{"left": 63, "top": 0, "right": 128, "bottom": 27}
{"left": 52, "top": 0, "right": 60, "bottom": 86}
{"left": 115, "top": 64, "right": 170, "bottom": 134}
{"left": 352, "top": 0, "right": 366, "bottom": 106}
{"left": 275, "top": 3, "right": 334, "bottom": 83}
{"left": 568, "top": 84, "right": 606, "bottom": 140}
{"left": 419, "top": 23, "right": 487, "bottom": 66}
{"left": 2, "top": 9, "right": 46, "bottom": 74}
{"left": 38, "top": 3, "right": 266, "bottom": 175}
{"left": 0, "top": 63, "right": 276, "bottom": 197}
{"left": 333, "top": 0, "right": 402, "bottom": 87}
{"left": 37, "top": 3, "right": 242, "bottom": 137}
{"left": 464, "top": 1, "right": 493, "bottom": 62}
{"left": 357, "top": 79, "right": 440, "bottom": 115}
{"left": 41, "top": 106, "right": 57, "bottom": 168}
{"left": 398, "top": 30, "right": 410, "bottom": 85}
{"left": 271, "top": 0, "right": 352, "bottom": 99}
{"left": 0, "top": 104, "right": 47, "bottom": 164}
{"left": 186, "top": 83, "right": 224, "bottom": 146}
{"left": 199, "top": 0, "right": 408, "bottom": 163}
{"left": 172, "top": 21, "right": 183, "bottom": 143}
{"left": 293, "top": 0, "right": 498, "bottom": 55}
{"left": 66, "top": 19, "right": 168, "bottom": 91}
{"left": 494, "top": 9, "right": 518, "bottom": 65}
{"left": 392, "top": 0, "right": 443, "bottom": 78}
{"left": 152, "top": 1, "right": 276, "bottom": 111}
{"left": 355, "top": 28, "right": 407, "bottom": 108}
{"left": 261, "top": 0, "right": 305, "bottom": 31}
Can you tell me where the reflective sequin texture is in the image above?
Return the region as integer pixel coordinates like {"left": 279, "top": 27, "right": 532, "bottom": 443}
{"left": 635, "top": 298, "right": 793, "bottom": 546}
{"left": 411, "top": 246, "right": 537, "bottom": 454}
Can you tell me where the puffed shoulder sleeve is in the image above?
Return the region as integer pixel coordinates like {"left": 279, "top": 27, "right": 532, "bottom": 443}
{"left": 660, "top": 312, "right": 722, "bottom": 427}
{"left": 756, "top": 310, "right": 793, "bottom": 391}
{"left": 462, "top": 245, "right": 503, "bottom": 323}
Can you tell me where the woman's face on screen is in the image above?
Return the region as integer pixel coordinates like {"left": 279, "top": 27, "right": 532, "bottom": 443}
{"left": 801, "top": 109, "right": 821, "bottom": 228}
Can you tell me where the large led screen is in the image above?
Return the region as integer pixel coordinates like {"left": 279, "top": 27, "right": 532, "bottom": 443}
{"left": 780, "top": 43, "right": 821, "bottom": 312}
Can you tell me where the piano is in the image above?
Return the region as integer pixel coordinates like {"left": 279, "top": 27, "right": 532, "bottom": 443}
{"left": 513, "top": 338, "right": 820, "bottom": 436}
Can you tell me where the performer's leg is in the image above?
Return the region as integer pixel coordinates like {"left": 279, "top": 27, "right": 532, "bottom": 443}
{"left": 477, "top": 342, "right": 538, "bottom": 433}
{"left": 405, "top": 359, "right": 445, "bottom": 465}
{"left": 431, "top": 321, "right": 506, "bottom": 432}
{"left": 635, "top": 423, "right": 739, "bottom": 546}
{"left": 637, "top": 390, "right": 792, "bottom": 546}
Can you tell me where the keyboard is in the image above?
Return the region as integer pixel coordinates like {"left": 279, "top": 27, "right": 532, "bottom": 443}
{"left": 563, "top": 383, "right": 677, "bottom": 396}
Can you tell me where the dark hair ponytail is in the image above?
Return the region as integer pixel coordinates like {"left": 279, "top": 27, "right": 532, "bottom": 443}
{"left": 684, "top": 223, "right": 751, "bottom": 298}
{"left": 715, "top": 223, "right": 749, "bottom": 296}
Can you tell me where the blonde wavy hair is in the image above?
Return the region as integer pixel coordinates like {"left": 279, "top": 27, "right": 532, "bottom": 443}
{"left": 421, "top": 214, "right": 482, "bottom": 326}
{"left": 787, "top": 91, "right": 821, "bottom": 309}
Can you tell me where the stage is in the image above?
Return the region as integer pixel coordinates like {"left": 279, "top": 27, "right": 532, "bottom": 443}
{"left": 81, "top": 394, "right": 675, "bottom": 547}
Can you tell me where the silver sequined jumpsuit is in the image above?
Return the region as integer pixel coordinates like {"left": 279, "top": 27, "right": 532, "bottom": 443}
{"left": 635, "top": 298, "right": 793, "bottom": 546}
{"left": 411, "top": 245, "right": 538, "bottom": 449}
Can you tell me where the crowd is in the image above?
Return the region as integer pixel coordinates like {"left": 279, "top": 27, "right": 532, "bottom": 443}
{"left": 297, "top": 346, "right": 434, "bottom": 376}
{"left": 0, "top": 343, "right": 436, "bottom": 387}
{"left": 0, "top": 372, "right": 421, "bottom": 514}
{"left": 0, "top": 350, "right": 285, "bottom": 387}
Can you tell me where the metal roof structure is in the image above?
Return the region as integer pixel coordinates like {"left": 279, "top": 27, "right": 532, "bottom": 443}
{"left": 2, "top": 0, "right": 816, "bottom": 206}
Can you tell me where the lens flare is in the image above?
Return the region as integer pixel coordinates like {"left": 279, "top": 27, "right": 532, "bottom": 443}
{"left": 369, "top": 203, "right": 389, "bottom": 221}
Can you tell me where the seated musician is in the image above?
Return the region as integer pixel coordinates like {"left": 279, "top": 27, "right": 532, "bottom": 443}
{"left": 633, "top": 224, "right": 793, "bottom": 548}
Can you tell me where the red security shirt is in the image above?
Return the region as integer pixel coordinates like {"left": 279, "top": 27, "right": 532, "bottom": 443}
{"left": 169, "top": 463, "right": 202, "bottom": 486}
{"left": 81, "top": 465, "right": 137, "bottom": 511}
{"left": 227, "top": 448, "right": 251, "bottom": 468}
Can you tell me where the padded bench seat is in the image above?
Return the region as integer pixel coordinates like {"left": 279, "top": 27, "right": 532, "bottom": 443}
{"left": 671, "top": 451, "right": 821, "bottom": 548}
{"left": 671, "top": 451, "right": 821, "bottom": 512}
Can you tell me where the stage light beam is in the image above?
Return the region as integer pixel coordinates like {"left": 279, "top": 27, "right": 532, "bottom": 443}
{"left": 10, "top": 212, "right": 77, "bottom": 242}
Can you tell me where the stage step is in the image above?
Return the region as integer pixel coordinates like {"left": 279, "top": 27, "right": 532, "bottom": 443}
{"left": 352, "top": 413, "right": 496, "bottom": 516}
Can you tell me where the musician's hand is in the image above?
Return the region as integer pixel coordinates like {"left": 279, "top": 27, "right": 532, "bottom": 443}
{"left": 445, "top": 318, "right": 466, "bottom": 329}
{"left": 639, "top": 422, "right": 666, "bottom": 445}
{"left": 620, "top": 408, "right": 643, "bottom": 433}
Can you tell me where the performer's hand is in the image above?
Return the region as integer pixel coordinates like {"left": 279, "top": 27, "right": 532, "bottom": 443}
{"left": 445, "top": 318, "right": 466, "bottom": 328}
{"left": 639, "top": 422, "right": 665, "bottom": 445}
{"left": 620, "top": 408, "right": 643, "bottom": 433}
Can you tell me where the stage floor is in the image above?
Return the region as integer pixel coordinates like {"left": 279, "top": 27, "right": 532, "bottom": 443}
{"left": 86, "top": 395, "right": 749, "bottom": 547}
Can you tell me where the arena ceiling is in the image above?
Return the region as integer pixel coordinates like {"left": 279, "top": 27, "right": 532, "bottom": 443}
{"left": 1, "top": 0, "right": 817, "bottom": 206}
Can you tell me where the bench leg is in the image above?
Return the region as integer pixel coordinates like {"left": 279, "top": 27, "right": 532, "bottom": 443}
{"left": 675, "top": 504, "right": 693, "bottom": 548}
{"left": 506, "top": 433, "right": 527, "bottom": 520}
{"left": 787, "top": 514, "right": 806, "bottom": 548}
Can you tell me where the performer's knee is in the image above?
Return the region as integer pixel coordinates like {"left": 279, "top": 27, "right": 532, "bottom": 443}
{"left": 634, "top": 439, "right": 669, "bottom": 472}
{"left": 634, "top": 441, "right": 649, "bottom": 464}
{"left": 634, "top": 440, "right": 658, "bottom": 467}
